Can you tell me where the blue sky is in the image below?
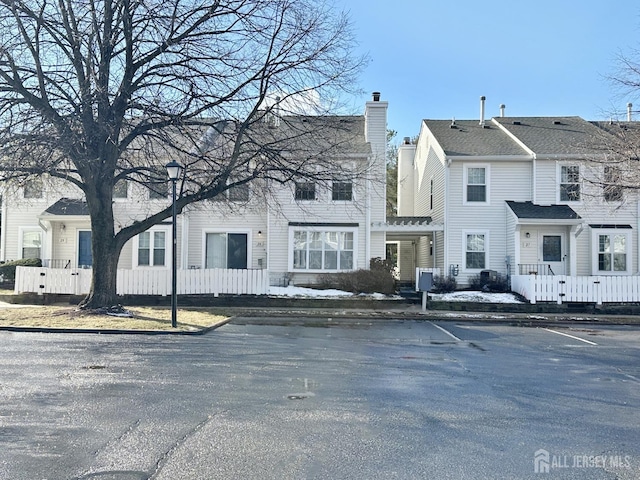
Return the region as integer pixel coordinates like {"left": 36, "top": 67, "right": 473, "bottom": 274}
{"left": 337, "top": 0, "right": 640, "bottom": 139}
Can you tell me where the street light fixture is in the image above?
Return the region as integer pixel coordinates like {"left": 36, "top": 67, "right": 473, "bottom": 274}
{"left": 166, "top": 160, "right": 183, "bottom": 328}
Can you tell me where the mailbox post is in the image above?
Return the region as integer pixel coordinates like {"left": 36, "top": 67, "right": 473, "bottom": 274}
{"left": 418, "top": 272, "right": 433, "bottom": 311}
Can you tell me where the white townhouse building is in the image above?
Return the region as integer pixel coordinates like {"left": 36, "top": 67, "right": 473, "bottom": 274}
{"left": 396, "top": 98, "right": 640, "bottom": 298}
{"left": 3, "top": 93, "right": 392, "bottom": 294}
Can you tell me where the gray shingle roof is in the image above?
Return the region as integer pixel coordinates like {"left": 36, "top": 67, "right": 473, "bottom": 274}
{"left": 423, "top": 120, "right": 528, "bottom": 156}
{"left": 493, "top": 116, "right": 608, "bottom": 155}
{"left": 42, "top": 198, "right": 89, "bottom": 216}
{"left": 506, "top": 201, "right": 581, "bottom": 220}
{"left": 198, "top": 115, "right": 371, "bottom": 157}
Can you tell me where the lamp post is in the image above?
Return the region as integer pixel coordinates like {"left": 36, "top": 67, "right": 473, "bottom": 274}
{"left": 166, "top": 160, "right": 183, "bottom": 328}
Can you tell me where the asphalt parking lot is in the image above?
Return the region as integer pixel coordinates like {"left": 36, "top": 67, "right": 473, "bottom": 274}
{"left": 1, "top": 319, "right": 640, "bottom": 479}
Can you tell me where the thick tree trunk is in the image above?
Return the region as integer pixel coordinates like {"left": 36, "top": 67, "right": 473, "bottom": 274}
{"left": 79, "top": 235, "right": 120, "bottom": 309}
{"left": 78, "top": 178, "right": 122, "bottom": 310}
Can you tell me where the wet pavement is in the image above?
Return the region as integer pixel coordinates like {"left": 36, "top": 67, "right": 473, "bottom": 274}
{"left": 1, "top": 320, "right": 640, "bottom": 479}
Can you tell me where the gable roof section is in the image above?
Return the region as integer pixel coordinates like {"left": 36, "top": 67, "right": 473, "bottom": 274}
{"left": 41, "top": 198, "right": 89, "bottom": 216}
{"left": 422, "top": 119, "right": 529, "bottom": 157}
{"left": 198, "top": 115, "right": 371, "bottom": 158}
{"left": 493, "top": 116, "right": 609, "bottom": 156}
{"left": 506, "top": 201, "right": 581, "bottom": 221}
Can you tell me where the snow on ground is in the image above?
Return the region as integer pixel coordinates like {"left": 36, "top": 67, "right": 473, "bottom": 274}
{"left": 268, "top": 286, "right": 523, "bottom": 303}
{"left": 428, "top": 291, "right": 523, "bottom": 303}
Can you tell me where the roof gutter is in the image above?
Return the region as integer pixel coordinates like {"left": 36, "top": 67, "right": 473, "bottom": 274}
{"left": 446, "top": 155, "right": 533, "bottom": 162}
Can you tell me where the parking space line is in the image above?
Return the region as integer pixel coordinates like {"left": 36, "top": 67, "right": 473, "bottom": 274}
{"left": 543, "top": 328, "right": 598, "bottom": 346}
{"left": 429, "top": 322, "right": 461, "bottom": 341}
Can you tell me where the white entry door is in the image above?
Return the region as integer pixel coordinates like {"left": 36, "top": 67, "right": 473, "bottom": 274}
{"left": 540, "top": 233, "right": 565, "bottom": 275}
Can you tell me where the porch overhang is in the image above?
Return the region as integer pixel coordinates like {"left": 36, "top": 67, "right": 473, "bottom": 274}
{"left": 372, "top": 216, "right": 444, "bottom": 241}
{"left": 506, "top": 201, "right": 582, "bottom": 226}
{"left": 38, "top": 198, "right": 90, "bottom": 222}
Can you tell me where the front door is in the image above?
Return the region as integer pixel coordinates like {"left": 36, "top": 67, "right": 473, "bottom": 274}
{"left": 78, "top": 231, "right": 92, "bottom": 268}
{"left": 541, "top": 233, "right": 565, "bottom": 275}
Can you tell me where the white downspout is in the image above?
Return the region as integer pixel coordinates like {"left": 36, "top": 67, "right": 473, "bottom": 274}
{"left": 266, "top": 196, "right": 271, "bottom": 271}
{"left": 0, "top": 190, "right": 6, "bottom": 261}
{"left": 532, "top": 153, "right": 537, "bottom": 204}
{"left": 365, "top": 174, "right": 371, "bottom": 265}
{"left": 181, "top": 209, "right": 189, "bottom": 269}
{"left": 444, "top": 158, "right": 451, "bottom": 276}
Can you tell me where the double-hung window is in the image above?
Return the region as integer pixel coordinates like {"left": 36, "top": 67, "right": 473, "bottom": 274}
{"left": 20, "top": 229, "right": 42, "bottom": 259}
{"left": 464, "top": 165, "right": 488, "bottom": 204}
{"left": 465, "top": 232, "right": 486, "bottom": 270}
{"left": 113, "top": 180, "right": 128, "bottom": 199}
{"left": 291, "top": 229, "right": 355, "bottom": 271}
{"left": 603, "top": 166, "right": 623, "bottom": 202}
{"left": 295, "top": 182, "right": 316, "bottom": 201}
{"left": 135, "top": 229, "right": 168, "bottom": 267}
{"left": 592, "top": 228, "right": 631, "bottom": 274}
{"left": 24, "top": 179, "right": 43, "bottom": 199}
{"left": 559, "top": 165, "right": 580, "bottom": 202}
{"left": 332, "top": 181, "right": 353, "bottom": 201}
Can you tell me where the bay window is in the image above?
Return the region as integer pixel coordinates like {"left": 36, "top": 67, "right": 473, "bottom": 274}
{"left": 292, "top": 228, "right": 356, "bottom": 271}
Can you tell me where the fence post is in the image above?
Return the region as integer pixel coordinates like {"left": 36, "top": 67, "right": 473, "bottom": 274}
{"left": 557, "top": 277, "right": 565, "bottom": 305}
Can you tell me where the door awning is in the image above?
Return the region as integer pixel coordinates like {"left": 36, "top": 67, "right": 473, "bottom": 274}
{"left": 39, "top": 198, "right": 89, "bottom": 220}
{"left": 506, "top": 201, "right": 582, "bottom": 225}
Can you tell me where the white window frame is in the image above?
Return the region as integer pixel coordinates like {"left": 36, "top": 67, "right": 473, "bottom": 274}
{"left": 331, "top": 180, "right": 354, "bottom": 202}
{"left": 201, "top": 229, "right": 252, "bottom": 269}
{"left": 288, "top": 226, "right": 358, "bottom": 273}
{"left": 294, "top": 181, "right": 317, "bottom": 201}
{"left": 132, "top": 226, "right": 171, "bottom": 268}
{"left": 557, "top": 163, "right": 582, "bottom": 203}
{"left": 23, "top": 179, "right": 44, "bottom": 199}
{"left": 18, "top": 227, "right": 44, "bottom": 260}
{"left": 463, "top": 164, "right": 490, "bottom": 205}
{"left": 590, "top": 228, "right": 632, "bottom": 275}
{"left": 113, "top": 179, "right": 128, "bottom": 201}
{"left": 603, "top": 165, "right": 623, "bottom": 203}
{"left": 463, "top": 230, "right": 488, "bottom": 272}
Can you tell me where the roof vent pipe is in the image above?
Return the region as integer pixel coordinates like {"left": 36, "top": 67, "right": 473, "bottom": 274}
{"left": 479, "top": 96, "right": 486, "bottom": 127}
{"left": 499, "top": 104, "right": 506, "bottom": 117}
{"left": 628, "top": 102, "right": 633, "bottom": 121}
{"left": 372, "top": 91, "right": 381, "bottom": 102}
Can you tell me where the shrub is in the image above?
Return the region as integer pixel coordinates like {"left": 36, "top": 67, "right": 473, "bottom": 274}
{"left": 468, "top": 272, "right": 510, "bottom": 293}
{"left": 0, "top": 258, "right": 42, "bottom": 282}
{"left": 431, "top": 275, "right": 457, "bottom": 293}
{"left": 317, "top": 257, "right": 396, "bottom": 295}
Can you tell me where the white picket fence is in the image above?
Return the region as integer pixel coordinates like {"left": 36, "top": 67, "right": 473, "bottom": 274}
{"left": 511, "top": 274, "right": 640, "bottom": 305}
{"left": 14, "top": 266, "right": 269, "bottom": 296}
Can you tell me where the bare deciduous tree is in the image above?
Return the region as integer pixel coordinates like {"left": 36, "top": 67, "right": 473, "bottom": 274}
{"left": 0, "top": 0, "right": 368, "bottom": 309}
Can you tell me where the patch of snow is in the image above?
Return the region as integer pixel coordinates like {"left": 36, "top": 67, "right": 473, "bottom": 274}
{"left": 268, "top": 286, "right": 354, "bottom": 298}
{"left": 268, "top": 286, "right": 523, "bottom": 303}
{"left": 429, "top": 291, "right": 523, "bottom": 304}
